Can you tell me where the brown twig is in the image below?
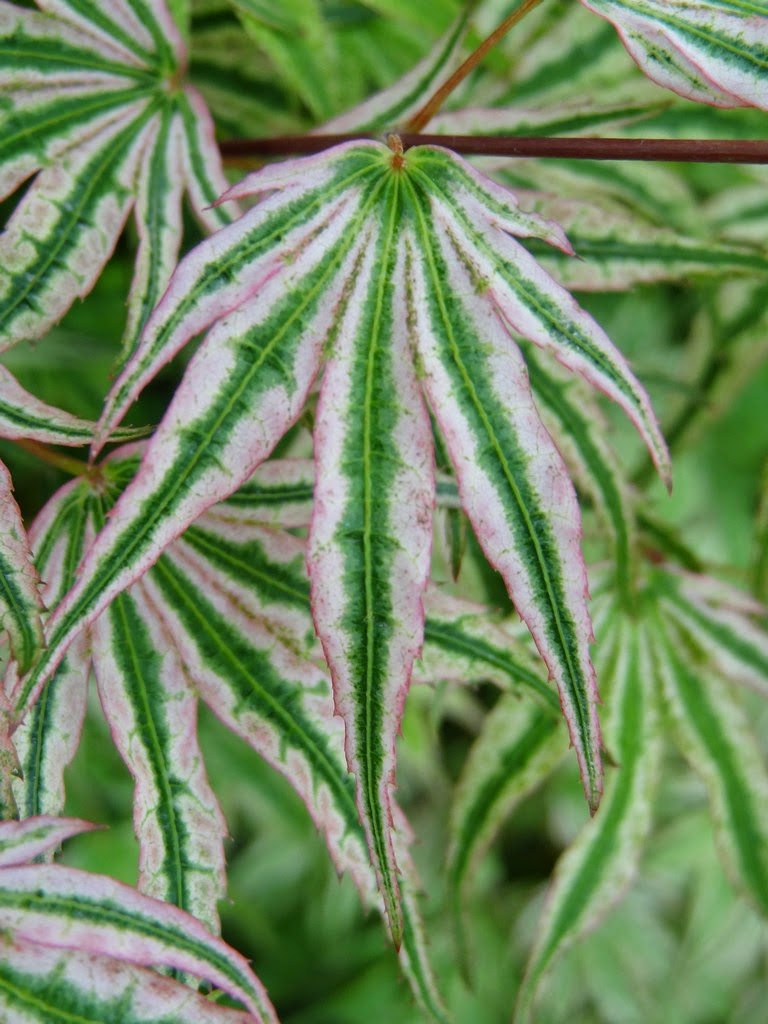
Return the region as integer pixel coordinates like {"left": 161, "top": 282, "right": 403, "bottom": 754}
{"left": 406, "top": 0, "right": 545, "bottom": 133}
{"left": 220, "top": 133, "right": 768, "bottom": 164}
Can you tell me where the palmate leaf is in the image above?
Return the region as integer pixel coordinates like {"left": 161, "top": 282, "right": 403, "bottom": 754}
{"left": 0, "top": 0, "right": 238, "bottom": 358}
{"left": 17, "top": 140, "right": 669, "bottom": 943}
{"left": 579, "top": 0, "right": 768, "bottom": 109}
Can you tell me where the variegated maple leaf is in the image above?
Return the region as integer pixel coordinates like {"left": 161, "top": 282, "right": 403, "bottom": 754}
{"left": 14, "top": 138, "right": 671, "bottom": 945}
{"left": 0, "top": 0, "right": 238, "bottom": 360}
{"left": 0, "top": 816, "right": 276, "bottom": 1023}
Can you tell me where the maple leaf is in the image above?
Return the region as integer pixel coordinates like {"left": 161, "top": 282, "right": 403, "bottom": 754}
{"left": 12, "top": 138, "right": 670, "bottom": 943}
{"left": 0, "top": 0, "right": 238, "bottom": 362}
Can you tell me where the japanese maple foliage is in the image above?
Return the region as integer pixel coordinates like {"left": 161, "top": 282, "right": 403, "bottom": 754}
{"left": 0, "top": 1, "right": 767, "bottom": 1022}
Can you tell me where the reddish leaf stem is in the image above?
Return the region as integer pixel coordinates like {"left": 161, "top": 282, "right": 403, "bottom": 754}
{"left": 220, "top": 134, "right": 768, "bottom": 164}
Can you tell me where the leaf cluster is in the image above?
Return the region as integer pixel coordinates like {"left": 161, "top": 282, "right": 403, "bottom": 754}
{"left": 0, "top": 2, "right": 767, "bottom": 1022}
